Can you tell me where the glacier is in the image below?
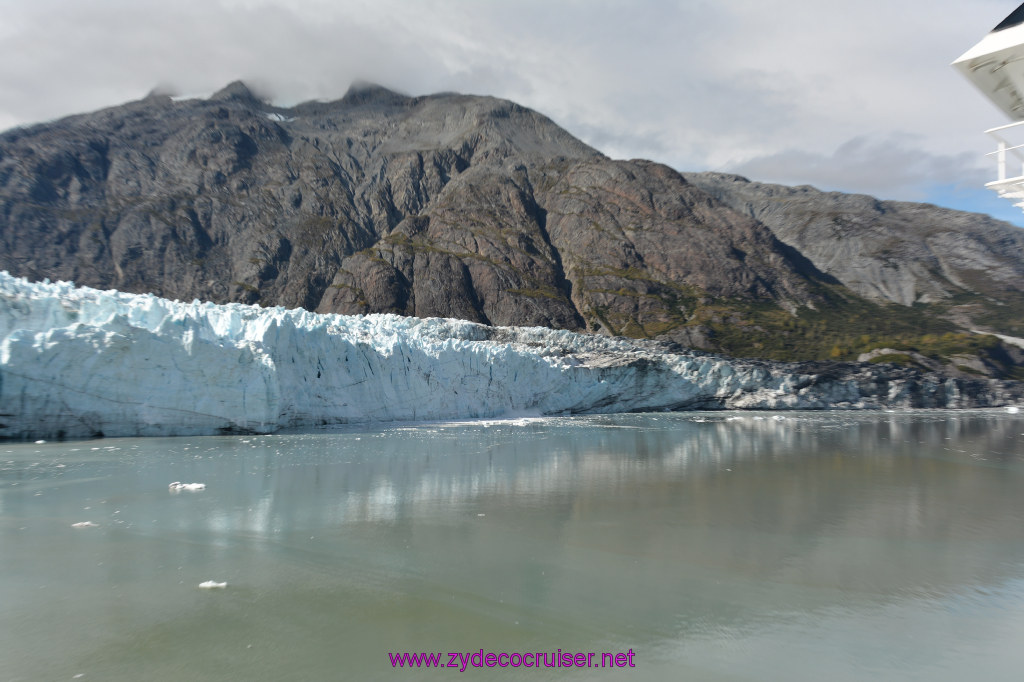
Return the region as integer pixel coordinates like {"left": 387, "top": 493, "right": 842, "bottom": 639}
{"left": 0, "top": 272, "right": 1019, "bottom": 440}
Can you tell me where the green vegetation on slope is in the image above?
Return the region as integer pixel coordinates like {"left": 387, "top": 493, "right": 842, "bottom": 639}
{"left": 577, "top": 275, "right": 1021, "bottom": 378}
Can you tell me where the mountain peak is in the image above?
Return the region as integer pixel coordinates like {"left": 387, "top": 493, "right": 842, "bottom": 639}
{"left": 339, "top": 81, "right": 409, "bottom": 108}
{"left": 210, "top": 80, "right": 262, "bottom": 104}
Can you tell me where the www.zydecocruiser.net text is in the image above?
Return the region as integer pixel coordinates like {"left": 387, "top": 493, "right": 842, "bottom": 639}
{"left": 389, "top": 649, "right": 637, "bottom": 671}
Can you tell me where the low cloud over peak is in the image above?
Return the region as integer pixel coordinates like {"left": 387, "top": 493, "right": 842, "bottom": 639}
{"left": 0, "top": 0, "right": 1015, "bottom": 221}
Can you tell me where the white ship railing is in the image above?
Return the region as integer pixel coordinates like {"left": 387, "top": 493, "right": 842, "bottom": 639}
{"left": 985, "top": 120, "right": 1024, "bottom": 208}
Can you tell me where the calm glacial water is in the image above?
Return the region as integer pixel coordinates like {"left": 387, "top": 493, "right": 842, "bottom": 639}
{"left": 3, "top": 411, "right": 1024, "bottom": 681}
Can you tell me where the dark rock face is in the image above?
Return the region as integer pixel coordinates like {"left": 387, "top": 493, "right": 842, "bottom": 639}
{"left": 538, "top": 159, "right": 819, "bottom": 342}
{"left": 0, "top": 81, "right": 1022, "bottom": 370}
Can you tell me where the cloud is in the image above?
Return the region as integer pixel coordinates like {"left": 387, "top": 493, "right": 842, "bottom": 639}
{"left": 0, "top": 0, "right": 438, "bottom": 120}
{"left": 0, "top": 0, "right": 1016, "bottom": 215}
{"left": 728, "top": 135, "right": 991, "bottom": 201}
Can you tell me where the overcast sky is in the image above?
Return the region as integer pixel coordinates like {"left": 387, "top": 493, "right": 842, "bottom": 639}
{"left": 2, "top": 0, "right": 1023, "bottom": 225}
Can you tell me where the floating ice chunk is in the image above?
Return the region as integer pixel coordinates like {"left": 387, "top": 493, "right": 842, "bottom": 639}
{"left": 169, "top": 481, "right": 206, "bottom": 492}
{"left": 71, "top": 521, "right": 99, "bottom": 528}
{"left": 34, "top": 440, "right": 45, "bottom": 444}
{"left": 1007, "top": 406, "right": 1020, "bottom": 414}
{"left": 198, "top": 580, "right": 227, "bottom": 589}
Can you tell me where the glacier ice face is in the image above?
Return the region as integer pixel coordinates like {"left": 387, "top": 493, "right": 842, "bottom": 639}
{"left": 0, "top": 272, "right": 1016, "bottom": 439}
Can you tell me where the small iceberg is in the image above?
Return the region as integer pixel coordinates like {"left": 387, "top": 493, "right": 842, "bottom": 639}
{"left": 71, "top": 521, "right": 99, "bottom": 528}
{"left": 1007, "top": 406, "right": 1020, "bottom": 414}
{"left": 169, "top": 481, "right": 206, "bottom": 492}
{"left": 198, "top": 581, "right": 227, "bottom": 589}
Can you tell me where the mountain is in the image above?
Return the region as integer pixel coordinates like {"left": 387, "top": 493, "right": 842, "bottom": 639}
{"left": 0, "top": 81, "right": 1021, "bottom": 376}
{"left": 682, "top": 172, "right": 1024, "bottom": 336}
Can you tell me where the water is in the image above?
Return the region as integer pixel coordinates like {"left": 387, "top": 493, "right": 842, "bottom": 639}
{"left": 2, "top": 411, "right": 1024, "bottom": 681}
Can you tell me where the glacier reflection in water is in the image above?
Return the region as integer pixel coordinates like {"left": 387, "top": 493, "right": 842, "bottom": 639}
{"left": 2, "top": 411, "right": 1024, "bottom": 680}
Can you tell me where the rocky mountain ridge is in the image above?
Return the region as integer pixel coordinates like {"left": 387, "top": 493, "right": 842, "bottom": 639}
{"left": 682, "top": 172, "right": 1024, "bottom": 335}
{"left": 1, "top": 81, "right": 1021, "bottom": 376}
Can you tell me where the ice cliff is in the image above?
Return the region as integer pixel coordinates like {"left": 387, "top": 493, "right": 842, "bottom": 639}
{"left": 1, "top": 272, "right": 1019, "bottom": 440}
